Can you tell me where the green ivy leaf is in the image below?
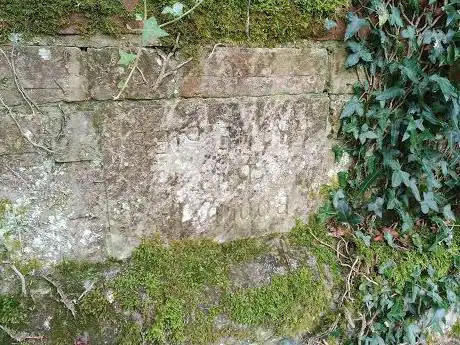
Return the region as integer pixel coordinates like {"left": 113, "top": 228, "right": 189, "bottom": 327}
{"left": 400, "top": 59, "right": 421, "bottom": 83}
{"left": 142, "top": 17, "right": 169, "bottom": 45}
{"left": 399, "top": 210, "right": 414, "bottom": 232}
{"left": 345, "top": 53, "right": 360, "bottom": 67}
{"left": 341, "top": 96, "right": 364, "bottom": 118}
{"left": 345, "top": 13, "right": 369, "bottom": 41}
{"left": 118, "top": 50, "right": 137, "bottom": 66}
{"left": 325, "top": 18, "right": 337, "bottom": 31}
{"left": 333, "top": 189, "right": 350, "bottom": 216}
{"left": 346, "top": 41, "right": 373, "bottom": 66}
{"left": 408, "top": 178, "right": 421, "bottom": 202}
{"left": 375, "top": 87, "right": 405, "bottom": 101}
{"left": 389, "top": 6, "right": 403, "bottom": 27}
{"left": 368, "top": 197, "right": 384, "bottom": 217}
{"left": 429, "top": 75, "right": 457, "bottom": 101}
{"left": 359, "top": 124, "right": 379, "bottom": 144}
{"left": 420, "top": 191, "right": 439, "bottom": 214}
{"left": 388, "top": 300, "right": 405, "bottom": 321}
{"left": 374, "top": 1, "right": 389, "bottom": 27}
{"left": 442, "top": 204, "right": 455, "bottom": 221}
{"left": 162, "top": 2, "right": 184, "bottom": 17}
{"left": 355, "top": 231, "right": 371, "bottom": 247}
{"left": 402, "top": 26, "right": 416, "bottom": 41}
{"left": 384, "top": 232, "right": 395, "bottom": 247}
{"left": 378, "top": 259, "right": 396, "bottom": 274}
{"left": 406, "top": 323, "right": 421, "bottom": 345}
{"left": 392, "top": 169, "right": 410, "bottom": 188}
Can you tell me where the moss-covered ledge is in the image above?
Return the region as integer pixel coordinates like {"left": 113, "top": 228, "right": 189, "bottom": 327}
{"left": 0, "top": 0, "right": 349, "bottom": 46}
{"left": 0, "top": 219, "right": 342, "bottom": 345}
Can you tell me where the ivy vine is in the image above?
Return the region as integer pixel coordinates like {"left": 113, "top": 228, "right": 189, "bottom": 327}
{"left": 322, "top": 0, "right": 459, "bottom": 344}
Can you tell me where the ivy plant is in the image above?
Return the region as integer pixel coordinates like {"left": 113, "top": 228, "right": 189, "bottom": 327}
{"left": 322, "top": 0, "right": 459, "bottom": 343}
{"left": 325, "top": 0, "right": 459, "bottom": 240}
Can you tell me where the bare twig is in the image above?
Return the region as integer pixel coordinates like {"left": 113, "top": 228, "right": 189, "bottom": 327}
{"left": 136, "top": 66, "right": 148, "bottom": 84}
{"left": 246, "top": 0, "right": 251, "bottom": 39}
{"left": 39, "top": 275, "right": 76, "bottom": 318}
{"left": 0, "top": 93, "right": 54, "bottom": 153}
{"left": 341, "top": 256, "right": 360, "bottom": 303}
{"left": 1, "top": 261, "right": 27, "bottom": 296}
{"left": 0, "top": 47, "right": 41, "bottom": 117}
{"left": 308, "top": 228, "right": 348, "bottom": 259}
{"left": 5, "top": 164, "right": 29, "bottom": 184}
{"left": 114, "top": 47, "right": 142, "bottom": 100}
{"left": 159, "top": 0, "right": 205, "bottom": 28}
{"left": 399, "top": 4, "right": 414, "bottom": 26}
{"left": 77, "top": 280, "right": 95, "bottom": 302}
{"left": 10, "top": 264, "right": 27, "bottom": 297}
{"left": 207, "top": 43, "right": 225, "bottom": 59}
{"left": 0, "top": 325, "right": 44, "bottom": 342}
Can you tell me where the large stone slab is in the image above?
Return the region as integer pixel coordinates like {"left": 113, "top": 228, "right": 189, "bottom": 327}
{"left": 100, "top": 95, "right": 339, "bottom": 259}
{"left": 181, "top": 47, "right": 328, "bottom": 97}
{"left": 0, "top": 46, "right": 88, "bottom": 105}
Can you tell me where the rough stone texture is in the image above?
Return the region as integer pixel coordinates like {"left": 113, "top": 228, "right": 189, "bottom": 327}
{"left": 101, "top": 95, "right": 342, "bottom": 259}
{"left": 182, "top": 47, "right": 329, "bottom": 97}
{"left": 0, "top": 155, "right": 106, "bottom": 263}
{"left": 85, "top": 47, "right": 180, "bottom": 100}
{"left": 0, "top": 39, "right": 354, "bottom": 262}
{"left": 328, "top": 46, "right": 359, "bottom": 94}
{"left": 0, "top": 46, "right": 88, "bottom": 105}
{"left": 330, "top": 94, "right": 352, "bottom": 138}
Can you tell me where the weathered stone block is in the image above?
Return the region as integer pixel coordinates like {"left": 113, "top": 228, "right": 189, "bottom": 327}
{"left": 100, "top": 95, "right": 339, "bottom": 259}
{"left": 181, "top": 47, "right": 328, "bottom": 97}
{"left": 0, "top": 46, "right": 88, "bottom": 105}
{"left": 329, "top": 45, "right": 360, "bottom": 94}
{"left": 0, "top": 104, "right": 62, "bottom": 155}
{"left": 329, "top": 94, "right": 352, "bottom": 138}
{"left": 53, "top": 103, "right": 101, "bottom": 163}
{"left": 85, "top": 48, "right": 180, "bottom": 100}
{"left": 0, "top": 155, "right": 107, "bottom": 263}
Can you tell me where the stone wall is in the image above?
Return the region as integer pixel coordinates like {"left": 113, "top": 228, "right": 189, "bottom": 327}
{"left": 0, "top": 37, "right": 356, "bottom": 262}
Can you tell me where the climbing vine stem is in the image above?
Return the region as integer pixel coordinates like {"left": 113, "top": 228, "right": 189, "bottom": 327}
{"left": 114, "top": 0, "right": 204, "bottom": 100}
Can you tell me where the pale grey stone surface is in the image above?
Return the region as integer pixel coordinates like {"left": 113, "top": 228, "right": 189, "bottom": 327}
{"left": 0, "top": 40, "right": 353, "bottom": 262}
{"left": 182, "top": 46, "right": 329, "bottom": 97}
{"left": 0, "top": 46, "right": 88, "bottom": 105}
{"left": 100, "top": 95, "right": 340, "bottom": 259}
{"left": 0, "top": 155, "right": 106, "bottom": 263}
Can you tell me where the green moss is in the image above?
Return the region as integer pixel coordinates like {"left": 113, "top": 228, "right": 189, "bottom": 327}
{"left": 289, "top": 217, "right": 342, "bottom": 281}
{"left": 0, "top": 0, "right": 128, "bottom": 41}
{"left": 111, "top": 236, "right": 269, "bottom": 344}
{"left": 0, "top": 199, "right": 11, "bottom": 218}
{"left": 1, "top": 0, "right": 348, "bottom": 46}
{"left": 451, "top": 320, "right": 460, "bottom": 337}
{"left": 0, "top": 295, "right": 28, "bottom": 344}
{"left": 297, "top": 0, "right": 349, "bottom": 14}
{"left": 0, "top": 221, "right": 343, "bottom": 344}
{"left": 357, "top": 232, "right": 459, "bottom": 292}
{"left": 0, "top": 295, "right": 25, "bottom": 326}
{"left": 224, "top": 267, "right": 331, "bottom": 335}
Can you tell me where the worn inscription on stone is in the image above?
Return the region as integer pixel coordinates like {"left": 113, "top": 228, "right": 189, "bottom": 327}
{"left": 101, "top": 95, "right": 336, "bottom": 258}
